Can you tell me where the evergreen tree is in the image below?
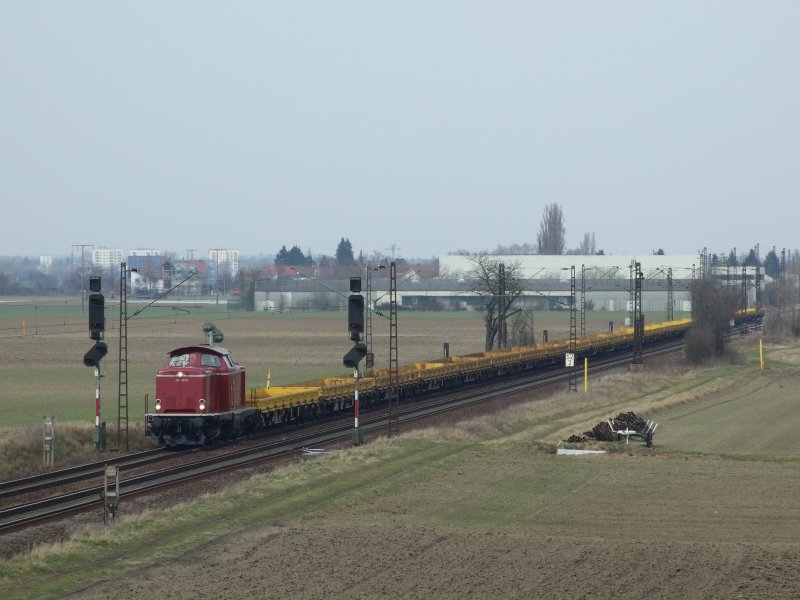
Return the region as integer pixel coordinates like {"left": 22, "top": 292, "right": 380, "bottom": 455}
{"left": 286, "top": 245, "right": 306, "bottom": 265}
{"left": 743, "top": 248, "right": 760, "bottom": 267}
{"left": 763, "top": 249, "right": 781, "bottom": 279}
{"left": 274, "top": 245, "right": 289, "bottom": 265}
{"left": 335, "top": 238, "right": 355, "bottom": 265}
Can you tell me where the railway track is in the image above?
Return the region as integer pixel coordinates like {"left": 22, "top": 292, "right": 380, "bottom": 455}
{"left": 0, "top": 337, "right": 691, "bottom": 534}
{"left": 0, "top": 448, "right": 170, "bottom": 502}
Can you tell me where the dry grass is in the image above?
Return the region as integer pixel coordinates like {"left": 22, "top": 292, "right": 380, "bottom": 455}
{"left": 0, "top": 421, "right": 155, "bottom": 480}
{"left": 406, "top": 348, "right": 761, "bottom": 448}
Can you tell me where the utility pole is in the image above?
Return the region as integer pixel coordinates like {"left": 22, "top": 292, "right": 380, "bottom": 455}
{"left": 387, "top": 262, "right": 400, "bottom": 436}
{"left": 117, "top": 268, "right": 198, "bottom": 450}
{"left": 580, "top": 264, "right": 586, "bottom": 337}
{"left": 72, "top": 244, "right": 94, "bottom": 314}
{"left": 667, "top": 268, "right": 674, "bottom": 322}
{"left": 365, "top": 265, "right": 374, "bottom": 369}
{"left": 117, "top": 261, "right": 129, "bottom": 452}
{"left": 568, "top": 265, "right": 577, "bottom": 392}
{"left": 629, "top": 260, "right": 635, "bottom": 327}
{"left": 700, "top": 247, "right": 709, "bottom": 280}
{"left": 741, "top": 265, "right": 748, "bottom": 311}
{"left": 755, "top": 264, "right": 761, "bottom": 312}
{"left": 632, "top": 262, "right": 644, "bottom": 364}
{"left": 780, "top": 248, "right": 786, "bottom": 313}
{"left": 497, "top": 263, "right": 507, "bottom": 349}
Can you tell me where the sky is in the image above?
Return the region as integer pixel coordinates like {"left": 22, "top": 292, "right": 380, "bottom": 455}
{"left": 1, "top": 2, "right": 798, "bottom": 262}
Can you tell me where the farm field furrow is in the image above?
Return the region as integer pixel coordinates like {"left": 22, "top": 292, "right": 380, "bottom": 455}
{"left": 0, "top": 336, "right": 798, "bottom": 599}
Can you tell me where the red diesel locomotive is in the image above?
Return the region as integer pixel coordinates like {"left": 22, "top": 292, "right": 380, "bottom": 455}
{"left": 147, "top": 344, "right": 262, "bottom": 446}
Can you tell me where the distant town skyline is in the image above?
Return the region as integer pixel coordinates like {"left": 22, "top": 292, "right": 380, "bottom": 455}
{"left": 19, "top": 241, "right": 787, "bottom": 267}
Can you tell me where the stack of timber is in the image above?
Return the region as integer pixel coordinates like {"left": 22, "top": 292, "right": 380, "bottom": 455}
{"left": 564, "top": 411, "right": 649, "bottom": 444}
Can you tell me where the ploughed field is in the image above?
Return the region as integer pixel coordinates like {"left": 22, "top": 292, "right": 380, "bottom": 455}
{"left": 0, "top": 300, "right": 654, "bottom": 426}
{"left": 0, "top": 330, "right": 797, "bottom": 599}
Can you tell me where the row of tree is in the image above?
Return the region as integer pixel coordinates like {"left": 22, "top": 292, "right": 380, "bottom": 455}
{"left": 273, "top": 238, "right": 409, "bottom": 269}
{"left": 711, "top": 248, "right": 783, "bottom": 279}
{"left": 274, "top": 239, "right": 358, "bottom": 267}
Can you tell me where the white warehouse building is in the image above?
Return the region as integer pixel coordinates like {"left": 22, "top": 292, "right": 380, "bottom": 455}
{"left": 439, "top": 254, "right": 704, "bottom": 282}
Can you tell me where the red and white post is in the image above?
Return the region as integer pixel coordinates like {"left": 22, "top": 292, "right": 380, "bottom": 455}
{"left": 95, "top": 366, "right": 101, "bottom": 428}
{"left": 93, "top": 366, "right": 105, "bottom": 450}
{"left": 353, "top": 366, "right": 363, "bottom": 446}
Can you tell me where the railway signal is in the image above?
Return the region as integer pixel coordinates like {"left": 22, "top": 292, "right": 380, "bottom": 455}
{"left": 348, "top": 294, "right": 364, "bottom": 341}
{"left": 343, "top": 342, "right": 367, "bottom": 368}
{"left": 345, "top": 282, "right": 365, "bottom": 447}
{"left": 88, "top": 276, "right": 104, "bottom": 341}
{"left": 83, "top": 341, "right": 108, "bottom": 367}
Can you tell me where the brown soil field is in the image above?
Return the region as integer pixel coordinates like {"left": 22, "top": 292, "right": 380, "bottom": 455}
{"left": 72, "top": 523, "right": 798, "bottom": 600}
{"left": 0, "top": 304, "right": 622, "bottom": 426}
{"left": 1, "top": 338, "right": 798, "bottom": 600}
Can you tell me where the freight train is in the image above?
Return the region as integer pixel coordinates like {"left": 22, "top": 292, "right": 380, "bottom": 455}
{"left": 146, "top": 308, "right": 762, "bottom": 446}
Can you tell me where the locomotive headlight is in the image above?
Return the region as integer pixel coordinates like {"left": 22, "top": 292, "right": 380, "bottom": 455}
{"left": 198, "top": 399, "right": 206, "bottom": 412}
{"left": 155, "top": 399, "right": 162, "bottom": 412}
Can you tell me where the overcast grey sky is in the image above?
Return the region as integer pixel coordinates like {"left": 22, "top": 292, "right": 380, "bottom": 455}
{"left": 1, "top": 2, "right": 797, "bottom": 261}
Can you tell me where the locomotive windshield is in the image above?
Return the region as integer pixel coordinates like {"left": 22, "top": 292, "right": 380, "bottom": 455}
{"left": 200, "top": 353, "right": 222, "bottom": 367}
{"left": 165, "top": 349, "right": 233, "bottom": 370}
{"left": 169, "top": 354, "right": 190, "bottom": 367}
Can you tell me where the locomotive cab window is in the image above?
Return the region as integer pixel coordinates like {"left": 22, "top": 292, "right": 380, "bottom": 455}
{"left": 223, "top": 355, "right": 235, "bottom": 368}
{"left": 169, "top": 354, "right": 190, "bottom": 367}
{"left": 200, "top": 353, "right": 222, "bottom": 367}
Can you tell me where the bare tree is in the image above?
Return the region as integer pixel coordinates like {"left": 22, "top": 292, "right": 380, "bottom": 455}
{"left": 465, "top": 254, "right": 524, "bottom": 351}
{"left": 685, "top": 279, "right": 739, "bottom": 363}
{"left": 510, "top": 309, "right": 535, "bottom": 346}
{"left": 536, "top": 203, "right": 566, "bottom": 255}
{"left": 493, "top": 242, "right": 537, "bottom": 255}
{"left": 575, "top": 232, "right": 596, "bottom": 255}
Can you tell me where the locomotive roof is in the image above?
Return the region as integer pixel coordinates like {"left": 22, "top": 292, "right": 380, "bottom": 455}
{"left": 167, "top": 345, "right": 232, "bottom": 357}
